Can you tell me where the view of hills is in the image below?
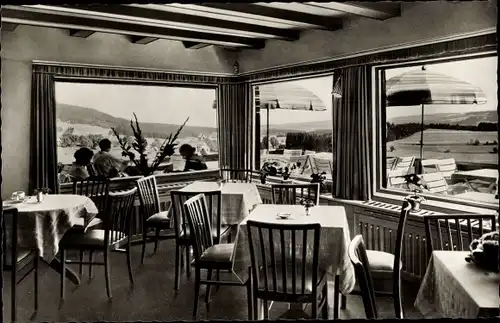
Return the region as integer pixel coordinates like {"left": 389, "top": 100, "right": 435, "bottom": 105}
{"left": 56, "top": 103, "right": 216, "bottom": 138}
{"left": 387, "top": 110, "right": 497, "bottom": 125}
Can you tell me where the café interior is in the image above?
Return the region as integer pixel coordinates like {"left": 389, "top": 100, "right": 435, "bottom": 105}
{"left": 1, "top": 1, "right": 499, "bottom": 322}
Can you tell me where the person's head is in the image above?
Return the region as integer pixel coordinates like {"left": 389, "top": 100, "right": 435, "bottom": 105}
{"left": 179, "top": 144, "right": 196, "bottom": 159}
{"left": 98, "top": 139, "right": 112, "bottom": 152}
{"left": 74, "top": 147, "right": 94, "bottom": 166}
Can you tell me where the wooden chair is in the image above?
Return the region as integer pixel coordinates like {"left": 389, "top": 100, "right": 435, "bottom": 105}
{"left": 2, "top": 206, "right": 39, "bottom": 323}
{"left": 348, "top": 235, "right": 378, "bottom": 319}
{"left": 170, "top": 190, "right": 231, "bottom": 290}
{"left": 386, "top": 157, "right": 397, "bottom": 172}
{"left": 293, "top": 155, "right": 311, "bottom": 175}
{"left": 271, "top": 183, "right": 320, "bottom": 205}
{"left": 421, "top": 159, "right": 440, "bottom": 174}
{"left": 183, "top": 193, "right": 252, "bottom": 320}
{"left": 386, "top": 169, "right": 409, "bottom": 189}
{"left": 311, "top": 156, "right": 333, "bottom": 179}
{"left": 71, "top": 178, "right": 110, "bottom": 276}
{"left": 423, "top": 213, "right": 497, "bottom": 256}
{"left": 436, "top": 158, "right": 457, "bottom": 179}
{"left": 246, "top": 220, "right": 328, "bottom": 320}
{"left": 220, "top": 168, "right": 256, "bottom": 183}
{"left": 59, "top": 187, "right": 137, "bottom": 299}
{"left": 420, "top": 173, "right": 450, "bottom": 194}
{"left": 136, "top": 175, "right": 175, "bottom": 265}
{"left": 393, "top": 156, "right": 415, "bottom": 175}
{"left": 343, "top": 201, "right": 410, "bottom": 319}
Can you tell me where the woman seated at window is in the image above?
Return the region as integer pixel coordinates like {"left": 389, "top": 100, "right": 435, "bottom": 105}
{"left": 67, "top": 147, "right": 94, "bottom": 180}
{"left": 179, "top": 144, "right": 208, "bottom": 171}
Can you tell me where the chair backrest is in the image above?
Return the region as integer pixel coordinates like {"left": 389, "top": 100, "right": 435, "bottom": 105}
{"left": 72, "top": 178, "right": 110, "bottom": 214}
{"left": 420, "top": 173, "right": 448, "bottom": 194}
{"left": 183, "top": 193, "right": 214, "bottom": 262}
{"left": 220, "top": 168, "right": 255, "bottom": 183}
{"left": 311, "top": 157, "right": 333, "bottom": 176}
{"left": 170, "top": 189, "right": 222, "bottom": 242}
{"left": 421, "top": 159, "right": 440, "bottom": 174}
{"left": 136, "top": 175, "right": 161, "bottom": 222}
{"left": 271, "top": 183, "right": 320, "bottom": 205}
{"left": 393, "top": 156, "right": 415, "bottom": 175}
{"left": 246, "top": 220, "right": 321, "bottom": 298}
{"left": 348, "top": 235, "right": 378, "bottom": 319}
{"left": 423, "top": 213, "right": 497, "bottom": 256}
{"left": 304, "top": 150, "right": 316, "bottom": 155}
{"left": 103, "top": 187, "right": 137, "bottom": 246}
{"left": 283, "top": 149, "right": 302, "bottom": 157}
{"left": 386, "top": 169, "right": 408, "bottom": 189}
{"left": 386, "top": 157, "right": 397, "bottom": 171}
{"left": 436, "top": 158, "right": 457, "bottom": 179}
{"left": 2, "top": 207, "right": 19, "bottom": 268}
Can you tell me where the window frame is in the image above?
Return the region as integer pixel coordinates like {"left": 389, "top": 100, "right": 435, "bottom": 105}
{"left": 372, "top": 51, "right": 499, "bottom": 210}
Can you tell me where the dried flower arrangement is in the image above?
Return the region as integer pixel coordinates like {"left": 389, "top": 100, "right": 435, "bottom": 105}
{"left": 111, "top": 113, "right": 189, "bottom": 176}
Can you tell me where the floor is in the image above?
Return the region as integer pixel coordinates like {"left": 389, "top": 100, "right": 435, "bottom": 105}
{"left": 3, "top": 239, "right": 424, "bottom": 322}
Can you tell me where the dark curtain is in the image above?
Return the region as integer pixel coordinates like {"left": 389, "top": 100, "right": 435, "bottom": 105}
{"left": 217, "top": 83, "right": 253, "bottom": 172}
{"left": 333, "top": 66, "right": 373, "bottom": 200}
{"left": 29, "top": 72, "right": 59, "bottom": 194}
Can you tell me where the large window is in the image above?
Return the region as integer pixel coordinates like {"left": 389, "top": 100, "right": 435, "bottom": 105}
{"left": 253, "top": 76, "right": 333, "bottom": 180}
{"left": 55, "top": 82, "right": 218, "bottom": 181}
{"left": 379, "top": 54, "right": 498, "bottom": 207}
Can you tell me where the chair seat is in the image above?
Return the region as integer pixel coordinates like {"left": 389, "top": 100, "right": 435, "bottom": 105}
{"left": 146, "top": 211, "right": 171, "bottom": 224}
{"left": 256, "top": 265, "right": 327, "bottom": 295}
{"left": 60, "top": 229, "right": 127, "bottom": 249}
{"left": 71, "top": 217, "right": 103, "bottom": 230}
{"left": 190, "top": 243, "right": 235, "bottom": 270}
{"left": 366, "top": 250, "right": 402, "bottom": 274}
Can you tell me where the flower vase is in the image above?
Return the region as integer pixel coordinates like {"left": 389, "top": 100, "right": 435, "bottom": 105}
{"left": 36, "top": 191, "right": 44, "bottom": 203}
{"left": 305, "top": 206, "right": 310, "bottom": 216}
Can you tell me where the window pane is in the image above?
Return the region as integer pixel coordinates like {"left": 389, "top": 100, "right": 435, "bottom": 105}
{"left": 254, "top": 76, "right": 333, "bottom": 181}
{"left": 384, "top": 55, "right": 498, "bottom": 205}
{"left": 55, "top": 82, "right": 218, "bottom": 182}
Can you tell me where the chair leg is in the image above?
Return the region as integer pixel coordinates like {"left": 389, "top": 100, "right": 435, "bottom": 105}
{"left": 186, "top": 245, "right": 191, "bottom": 277}
{"left": 126, "top": 243, "right": 134, "bottom": 285}
{"left": 154, "top": 228, "right": 160, "bottom": 253}
{"left": 104, "top": 250, "right": 112, "bottom": 299}
{"left": 333, "top": 275, "right": 340, "bottom": 320}
{"left": 141, "top": 227, "right": 148, "bottom": 265}
{"left": 205, "top": 270, "right": 213, "bottom": 304}
{"left": 341, "top": 294, "right": 347, "bottom": 309}
{"left": 60, "top": 249, "right": 66, "bottom": 301}
{"left": 193, "top": 268, "right": 201, "bottom": 320}
{"left": 174, "top": 243, "right": 181, "bottom": 290}
{"left": 322, "top": 283, "right": 329, "bottom": 319}
{"left": 34, "top": 251, "right": 39, "bottom": 311}
{"left": 394, "top": 278, "right": 403, "bottom": 319}
{"left": 263, "top": 300, "right": 269, "bottom": 319}
{"left": 79, "top": 250, "right": 84, "bottom": 276}
{"left": 89, "top": 250, "right": 94, "bottom": 280}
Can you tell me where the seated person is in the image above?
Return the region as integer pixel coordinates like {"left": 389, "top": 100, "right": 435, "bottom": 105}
{"left": 93, "top": 138, "right": 127, "bottom": 178}
{"left": 68, "top": 147, "right": 94, "bottom": 180}
{"left": 179, "top": 144, "right": 208, "bottom": 171}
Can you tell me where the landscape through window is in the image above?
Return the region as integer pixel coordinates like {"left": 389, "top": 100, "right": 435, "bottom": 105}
{"left": 254, "top": 75, "right": 334, "bottom": 181}
{"left": 383, "top": 55, "right": 498, "bottom": 206}
{"left": 55, "top": 82, "right": 218, "bottom": 182}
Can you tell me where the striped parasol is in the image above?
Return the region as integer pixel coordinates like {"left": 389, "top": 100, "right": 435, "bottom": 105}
{"left": 257, "top": 83, "right": 327, "bottom": 111}
{"left": 386, "top": 65, "right": 487, "bottom": 165}
{"left": 387, "top": 66, "right": 487, "bottom": 106}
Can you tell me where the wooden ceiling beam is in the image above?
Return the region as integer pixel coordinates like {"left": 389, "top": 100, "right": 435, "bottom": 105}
{"left": 199, "top": 3, "right": 343, "bottom": 31}
{"left": 2, "top": 7, "right": 265, "bottom": 48}
{"left": 129, "top": 36, "right": 159, "bottom": 45}
{"left": 1, "top": 22, "right": 19, "bottom": 31}
{"left": 69, "top": 29, "right": 95, "bottom": 38}
{"left": 309, "top": 2, "right": 401, "bottom": 20}
{"left": 182, "top": 42, "right": 211, "bottom": 49}
{"left": 57, "top": 4, "right": 300, "bottom": 41}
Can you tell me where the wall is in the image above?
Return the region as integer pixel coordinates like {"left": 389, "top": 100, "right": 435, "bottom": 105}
{"left": 237, "top": 1, "right": 497, "bottom": 73}
{"left": 1, "top": 25, "right": 237, "bottom": 198}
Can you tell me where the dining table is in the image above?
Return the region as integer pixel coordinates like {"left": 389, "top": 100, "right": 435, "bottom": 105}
{"left": 3, "top": 194, "right": 99, "bottom": 285}
{"left": 414, "top": 250, "right": 500, "bottom": 318}
{"left": 232, "top": 204, "right": 356, "bottom": 319}
{"left": 166, "top": 180, "right": 263, "bottom": 228}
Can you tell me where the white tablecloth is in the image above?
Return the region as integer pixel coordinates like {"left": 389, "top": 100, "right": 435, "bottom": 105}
{"left": 232, "top": 204, "right": 356, "bottom": 295}
{"left": 167, "top": 181, "right": 262, "bottom": 226}
{"left": 415, "top": 251, "right": 500, "bottom": 318}
{"left": 4, "top": 194, "right": 98, "bottom": 261}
